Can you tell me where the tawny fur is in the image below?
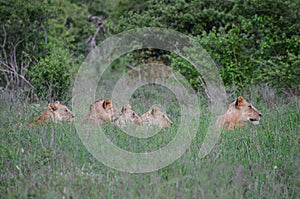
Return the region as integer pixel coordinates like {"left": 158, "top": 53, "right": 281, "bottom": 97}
{"left": 114, "top": 104, "right": 141, "bottom": 126}
{"left": 140, "top": 106, "right": 173, "bottom": 128}
{"left": 84, "top": 98, "right": 119, "bottom": 125}
{"left": 216, "top": 96, "right": 262, "bottom": 130}
{"left": 29, "top": 101, "right": 74, "bottom": 125}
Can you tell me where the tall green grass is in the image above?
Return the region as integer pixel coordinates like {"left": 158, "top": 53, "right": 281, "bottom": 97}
{"left": 0, "top": 95, "right": 299, "bottom": 198}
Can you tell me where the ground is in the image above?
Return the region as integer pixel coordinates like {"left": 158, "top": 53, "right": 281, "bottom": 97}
{"left": 0, "top": 93, "right": 299, "bottom": 198}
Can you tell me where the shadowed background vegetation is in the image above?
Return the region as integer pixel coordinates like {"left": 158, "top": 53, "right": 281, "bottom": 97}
{"left": 0, "top": 0, "right": 299, "bottom": 101}
{"left": 0, "top": 0, "right": 299, "bottom": 198}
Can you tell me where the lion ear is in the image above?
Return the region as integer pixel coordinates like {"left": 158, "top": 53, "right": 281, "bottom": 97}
{"left": 49, "top": 103, "right": 58, "bottom": 111}
{"left": 103, "top": 98, "right": 112, "bottom": 110}
{"left": 235, "top": 96, "right": 244, "bottom": 107}
{"left": 121, "top": 106, "right": 126, "bottom": 113}
{"left": 151, "top": 106, "right": 159, "bottom": 115}
{"left": 121, "top": 104, "right": 131, "bottom": 113}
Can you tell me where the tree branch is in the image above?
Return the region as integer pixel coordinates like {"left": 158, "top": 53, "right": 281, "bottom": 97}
{"left": 126, "top": 64, "right": 141, "bottom": 81}
{"left": 0, "top": 22, "right": 7, "bottom": 49}
{"left": 87, "top": 15, "right": 107, "bottom": 50}
{"left": 0, "top": 68, "right": 34, "bottom": 89}
{"left": 126, "top": 64, "right": 141, "bottom": 72}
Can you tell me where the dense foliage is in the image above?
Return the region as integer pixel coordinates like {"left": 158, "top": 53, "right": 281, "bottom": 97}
{"left": 111, "top": 0, "right": 300, "bottom": 93}
{"left": 0, "top": 0, "right": 92, "bottom": 100}
{"left": 0, "top": 0, "right": 299, "bottom": 101}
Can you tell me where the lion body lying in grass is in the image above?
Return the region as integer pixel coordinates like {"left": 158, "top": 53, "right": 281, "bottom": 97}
{"left": 29, "top": 101, "right": 74, "bottom": 125}
{"left": 216, "top": 96, "right": 262, "bottom": 130}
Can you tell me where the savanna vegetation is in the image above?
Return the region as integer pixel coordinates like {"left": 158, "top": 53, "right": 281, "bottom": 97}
{"left": 0, "top": 0, "right": 299, "bottom": 198}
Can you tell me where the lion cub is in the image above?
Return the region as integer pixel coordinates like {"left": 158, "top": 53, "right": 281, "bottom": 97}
{"left": 114, "top": 104, "right": 141, "bottom": 126}
{"left": 84, "top": 98, "right": 119, "bottom": 125}
{"left": 216, "top": 96, "right": 262, "bottom": 130}
{"left": 140, "top": 106, "right": 173, "bottom": 128}
{"left": 29, "top": 101, "right": 74, "bottom": 125}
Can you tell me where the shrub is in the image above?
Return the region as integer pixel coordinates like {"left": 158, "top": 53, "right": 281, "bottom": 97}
{"left": 27, "top": 43, "right": 79, "bottom": 101}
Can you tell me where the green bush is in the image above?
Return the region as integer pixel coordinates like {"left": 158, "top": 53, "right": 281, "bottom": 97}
{"left": 0, "top": 0, "right": 91, "bottom": 101}
{"left": 108, "top": 0, "right": 300, "bottom": 94}
{"left": 28, "top": 43, "right": 79, "bottom": 101}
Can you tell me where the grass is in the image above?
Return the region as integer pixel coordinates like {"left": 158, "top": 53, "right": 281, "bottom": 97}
{"left": 0, "top": 94, "right": 299, "bottom": 198}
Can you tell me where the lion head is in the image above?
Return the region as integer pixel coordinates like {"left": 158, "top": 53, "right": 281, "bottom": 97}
{"left": 140, "top": 106, "right": 173, "bottom": 128}
{"left": 216, "top": 96, "right": 262, "bottom": 130}
{"left": 30, "top": 101, "right": 74, "bottom": 125}
{"left": 114, "top": 104, "right": 141, "bottom": 126}
{"left": 84, "top": 98, "right": 116, "bottom": 125}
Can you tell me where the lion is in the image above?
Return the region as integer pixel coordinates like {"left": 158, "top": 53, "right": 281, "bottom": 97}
{"left": 216, "top": 96, "right": 262, "bottom": 130}
{"left": 140, "top": 105, "right": 173, "bottom": 128}
{"left": 84, "top": 98, "right": 119, "bottom": 125}
{"left": 29, "top": 101, "right": 74, "bottom": 125}
{"left": 114, "top": 104, "right": 141, "bottom": 126}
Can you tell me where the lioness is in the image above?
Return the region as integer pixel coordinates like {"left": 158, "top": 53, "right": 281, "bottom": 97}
{"left": 114, "top": 104, "right": 141, "bottom": 126}
{"left": 84, "top": 98, "right": 119, "bottom": 125}
{"left": 216, "top": 96, "right": 262, "bottom": 130}
{"left": 140, "top": 106, "right": 173, "bottom": 128}
{"left": 29, "top": 101, "right": 74, "bottom": 125}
